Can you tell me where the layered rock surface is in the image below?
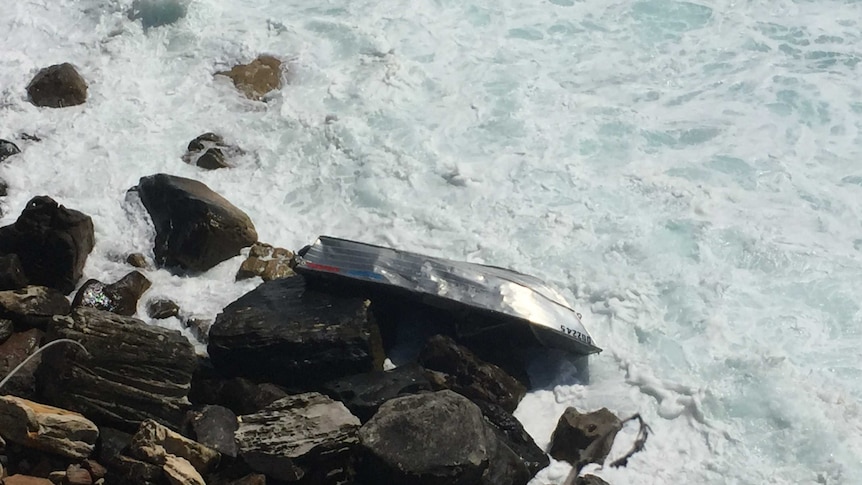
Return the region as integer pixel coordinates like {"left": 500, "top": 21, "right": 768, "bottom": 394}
{"left": 0, "top": 395, "right": 98, "bottom": 459}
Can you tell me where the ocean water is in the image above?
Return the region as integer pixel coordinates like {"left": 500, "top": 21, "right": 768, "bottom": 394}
{"left": 2, "top": 0, "right": 862, "bottom": 483}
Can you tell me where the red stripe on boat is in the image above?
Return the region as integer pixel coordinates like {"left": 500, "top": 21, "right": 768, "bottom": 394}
{"left": 305, "top": 262, "right": 341, "bottom": 273}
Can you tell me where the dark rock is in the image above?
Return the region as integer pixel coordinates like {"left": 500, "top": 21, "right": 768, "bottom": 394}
{"left": 0, "top": 196, "right": 95, "bottom": 294}
{"left": 126, "top": 253, "right": 148, "bottom": 268}
{"left": 474, "top": 400, "right": 549, "bottom": 478}
{"left": 128, "top": 0, "right": 188, "bottom": 29}
{"left": 63, "top": 464, "right": 92, "bottom": 485}
{"left": 225, "top": 474, "right": 266, "bottom": 485}
{"left": 184, "top": 318, "right": 211, "bottom": 343}
{"left": 0, "top": 328, "right": 43, "bottom": 397}
{"left": 81, "top": 459, "right": 106, "bottom": 481}
{"left": 419, "top": 334, "right": 527, "bottom": 413}
{"left": 187, "top": 133, "right": 224, "bottom": 152}
{"left": 216, "top": 56, "right": 282, "bottom": 100}
{"left": 189, "top": 364, "right": 288, "bottom": 415}
{"left": 132, "top": 174, "right": 257, "bottom": 272}
{"left": 108, "top": 455, "right": 165, "bottom": 484}
{"left": 0, "top": 140, "right": 21, "bottom": 163}
{"left": 0, "top": 395, "right": 98, "bottom": 460}
{"left": 184, "top": 405, "right": 238, "bottom": 458}
{"left": 235, "top": 393, "right": 360, "bottom": 483}
{"left": 358, "top": 390, "right": 491, "bottom": 485}
{"left": 320, "top": 363, "right": 432, "bottom": 422}
{"left": 0, "top": 318, "right": 13, "bottom": 343}
{"left": 147, "top": 299, "right": 180, "bottom": 319}
{"left": 0, "top": 286, "right": 70, "bottom": 330}
{"left": 235, "top": 242, "right": 295, "bottom": 282}
{"left": 196, "top": 148, "right": 230, "bottom": 170}
{"left": 182, "top": 133, "right": 246, "bottom": 171}
{"left": 96, "top": 427, "right": 133, "bottom": 466}
{"left": 72, "top": 271, "right": 152, "bottom": 316}
{"left": 0, "top": 254, "right": 28, "bottom": 291}
{"left": 549, "top": 407, "right": 621, "bottom": 472}
{"left": 481, "top": 426, "right": 531, "bottom": 485}
{"left": 26, "top": 64, "right": 87, "bottom": 108}
{"left": 37, "top": 307, "right": 197, "bottom": 432}
{"left": 565, "top": 474, "right": 611, "bottom": 485}
{"left": 0, "top": 178, "right": 7, "bottom": 197}
{"left": 208, "top": 275, "right": 384, "bottom": 389}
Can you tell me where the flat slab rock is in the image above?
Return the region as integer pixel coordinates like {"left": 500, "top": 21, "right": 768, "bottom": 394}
{"left": 37, "top": 307, "right": 196, "bottom": 432}
{"left": 0, "top": 395, "right": 98, "bottom": 459}
{"left": 236, "top": 392, "right": 360, "bottom": 483}
{"left": 208, "top": 275, "right": 385, "bottom": 388}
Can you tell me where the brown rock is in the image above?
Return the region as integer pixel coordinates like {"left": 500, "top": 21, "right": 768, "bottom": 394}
{"left": 163, "top": 455, "right": 205, "bottom": 485}
{"left": 4, "top": 475, "right": 54, "bottom": 485}
{"left": 126, "top": 253, "right": 148, "bottom": 268}
{"left": 216, "top": 56, "right": 282, "bottom": 100}
{"left": 147, "top": 300, "right": 180, "bottom": 319}
{"left": 129, "top": 419, "right": 219, "bottom": 475}
{"left": 62, "top": 464, "right": 91, "bottom": 485}
{"left": 235, "top": 243, "right": 295, "bottom": 282}
{"left": 0, "top": 395, "right": 98, "bottom": 459}
{"left": 81, "top": 460, "right": 106, "bottom": 481}
{"left": 26, "top": 64, "right": 87, "bottom": 108}
{"left": 0, "top": 328, "right": 43, "bottom": 397}
{"left": 549, "top": 407, "right": 621, "bottom": 472}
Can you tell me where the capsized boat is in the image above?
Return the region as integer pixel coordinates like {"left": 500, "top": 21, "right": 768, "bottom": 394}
{"left": 295, "top": 236, "right": 601, "bottom": 356}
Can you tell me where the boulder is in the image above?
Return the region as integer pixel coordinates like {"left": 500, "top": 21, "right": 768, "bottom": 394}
{"left": 72, "top": 271, "right": 152, "bottom": 316}
{"left": 320, "top": 363, "right": 432, "bottom": 422}
{"left": 235, "top": 242, "right": 295, "bottom": 282}
{"left": 208, "top": 275, "right": 385, "bottom": 388}
{"left": 132, "top": 174, "right": 257, "bottom": 272}
{"left": 0, "top": 254, "right": 28, "bottom": 291}
{"left": 0, "top": 196, "right": 95, "bottom": 294}
{"left": 184, "top": 405, "right": 238, "bottom": 458}
{"left": 37, "top": 307, "right": 197, "bottom": 432}
{"left": 358, "top": 390, "right": 491, "bottom": 485}
{"left": 126, "top": 253, "right": 148, "bottom": 268}
{"left": 0, "top": 328, "right": 43, "bottom": 397}
{"left": 0, "top": 139, "right": 21, "bottom": 163}
{"left": 0, "top": 286, "right": 70, "bottom": 330}
{"left": 549, "top": 407, "right": 621, "bottom": 472}
{"left": 0, "top": 395, "right": 98, "bottom": 459}
{"left": 475, "top": 400, "right": 549, "bottom": 478}
{"left": 26, "top": 64, "right": 87, "bottom": 108}
{"left": 216, "top": 56, "right": 282, "bottom": 100}
{"left": 235, "top": 393, "right": 360, "bottom": 483}
{"left": 419, "top": 334, "right": 527, "bottom": 413}
{"left": 129, "top": 419, "right": 219, "bottom": 475}
{"left": 147, "top": 300, "right": 180, "bottom": 319}
{"left": 128, "top": 0, "right": 188, "bottom": 29}
{"left": 181, "top": 133, "right": 241, "bottom": 170}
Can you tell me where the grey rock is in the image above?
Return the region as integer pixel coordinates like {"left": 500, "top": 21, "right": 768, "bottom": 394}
{"left": 189, "top": 364, "right": 288, "bottom": 415}
{"left": 320, "top": 363, "right": 432, "bottom": 422}
{"left": 0, "top": 395, "right": 98, "bottom": 459}
{"left": 564, "top": 473, "right": 611, "bottom": 485}
{"left": 549, "top": 407, "right": 621, "bottom": 472}
{"left": 72, "top": 271, "right": 152, "bottom": 316}
{"left": 475, "top": 400, "right": 549, "bottom": 478}
{"left": 208, "top": 275, "right": 385, "bottom": 388}
{"left": 236, "top": 393, "right": 360, "bottom": 483}
{"left": 184, "top": 405, "right": 238, "bottom": 458}
{"left": 0, "top": 254, "right": 28, "bottom": 291}
{"left": 148, "top": 300, "right": 180, "bottom": 319}
{"left": 0, "top": 140, "right": 20, "bottom": 163}
{"left": 132, "top": 174, "right": 257, "bottom": 272}
{"left": 38, "top": 307, "right": 197, "bottom": 432}
{"left": 0, "top": 286, "right": 70, "bottom": 330}
{"left": 26, "top": 64, "right": 88, "bottom": 108}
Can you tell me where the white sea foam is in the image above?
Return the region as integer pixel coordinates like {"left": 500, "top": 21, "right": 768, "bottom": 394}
{"left": 2, "top": 0, "right": 862, "bottom": 483}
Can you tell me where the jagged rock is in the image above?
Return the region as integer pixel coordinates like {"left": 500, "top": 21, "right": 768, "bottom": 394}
{"left": 63, "top": 464, "right": 92, "bottom": 485}
{"left": 0, "top": 140, "right": 21, "bottom": 163}
{"left": 0, "top": 254, "right": 28, "bottom": 291}
{"left": 0, "top": 318, "right": 13, "bottom": 343}
{"left": 216, "top": 56, "right": 282, "bottom": 100}
{"left": 147, "top": 300, "right": 180, "bottom": 319}
{"left": 182, "top": 134, "right": 241, "bottom": 170}
{"left": 235, "top": 393, "right": 360, "bottom": 483}
{"left": 0, "top": 395, "right": 98, "bottom": 459}
{"left": 4, "top": 475, "right": 54, "bottom": 485}
{"left": 38, "top": 307, "right": 197, "bottom": 432}
{"left": 419, "top": 334, "right": 527, "bottom": 413}
{"left": 208, "top": 275, "right": 384, "bottom": 388}
{"left": 129, "top": 419, "right": 219, "bottom": 476}
{"left": 128, "top": 0, "right": 188, "bottom": 29}
{"left": 189, "top": 361, "right": 288, "bottom": 415}
{"left": 481, "top": 426, "right": 531, "bottom": 485}
{"left": 358, "top": 390, "right": 491, "bottom": 484}
{"left": 0, "top": 286, "right": 70, "bottom": 330}
{"left": 235, "top": 243, "right": 295, "bottom": 282}
{"left": 0, "top": 328, "right": 43, "bottom": 397}
{"left": 132, "top": 174, "right": 257, "bottom": 272}
{"left": 26, "top": 64, "right": 87, "bottom": 108}
{"left": 475, "top": 400, "right": 549, "bottom": 478}
{"left": 0, "top": 196, "right": 95, "bottom": 294}
{"left": 184, "top": 405, "right": 238, "bottom": 458}
{"left": 320, "top": 363, "right": 432, "bottom": 422}
{"left": 126, "top": 253, "right": 148, "bottom": 268}
{"left": 163, "top": 454, "right": 205, "bottom": 485}
{"left": 549, "top": 407, "right": 621, "bottom": 472}
{"left": 72, "top": 271, "right": 151, "bottom": 316}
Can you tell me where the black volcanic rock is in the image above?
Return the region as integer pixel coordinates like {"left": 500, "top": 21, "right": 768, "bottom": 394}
{"left": 38, "top": 307, "right": 197, "bottom": 432}
{"left": 26, "top": 63, "right": 88, "bottom": 108}
{"left": 320, "top": 363, "right": 432, "bottom": 422}
{"left": 0, "top": 196, "right": 95, "bottom": 294}
{"left": 208, "top": 275, "right": 385, "bottom": 389}
{"left": 132, "top": 174, "right": 257, "bottom": 272}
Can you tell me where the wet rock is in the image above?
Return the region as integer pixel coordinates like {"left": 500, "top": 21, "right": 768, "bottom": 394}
{"left": 235, "top": 393, "right": 360, "bottom": 483}
{"left": 0, "top": 196, "right": 95, "bottom": 294}
{"left": 475, "top": 400, "right": 549, "bottom": 478}
{"left": 0, "top": 318, "right": 12, "bottom": 343}
{"left": 216, "top": 56, "right": 282, "bottom": 100}
{"left": 128, "top": 0, "right": 188, "bottom": 29}
{"left": 549, "top": 407, "right": 621, "bottom": 472}
{"left": 38, "top": 307, "right": 197, "bottom": 432}
{"left": 564, "top": 473, "right": 610, "bottom": 485}
{"left": 184, "top": 318, "right": 210, "bottom": 343}
{"left": 419, "top": 334, "right": 527, "bottom": 413}
{"left": 0, "top": 286, "right": 70, "bottom": 330}
{"left": 72, "top": 271, "right": 152, "bottom": 316}
{"left": 26, "top": 64, "right": 87, "bottom": 108}
{"left": 0, "top": 140, "right": 21, "bottom": 163}
{"left": 208, "top": 275, "right": 385, "bottom": 389}
{"left": 132, "top": 174, "right": 258, "bottom": 272}
{"left": 0, "top": 395, "right": 98, "bottom": 459}
{"left": 184, "top": 405, "right": 238, "bottom": 458}
{"left": 126, "top": 253, "right": 148, "bottom": 268}
{"left": 0, "top": 328, "right": 43, "bottom": 397}
{"left": 129, "top": 419, "right": 219, "bottom": 476}
{"left": 481, "top": 426, "right": 531, "bottom": 485}
{"left": 235, "top": 243, "right": 295, "bottom": 282}
{"left": 63, "top": 464, "right": 92, "bottom": 485}
{"left": 320, "top": 363, "right": 432, "bottom": 422}
{"left": 358, "top": 390, "right": 490, "bottom": 485}
{"left": 148, "top": 300, "right": 180, "bottom": 320}
{"left": 0, "top": 254, "right": 28, "bottom": 291}
{"left": 182, "top": 134, "right": 240, "bottom": 171}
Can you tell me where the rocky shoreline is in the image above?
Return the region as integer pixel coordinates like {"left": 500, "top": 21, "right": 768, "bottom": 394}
{"left": 0, "top": 59, "right": 646, "bottom": 485}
